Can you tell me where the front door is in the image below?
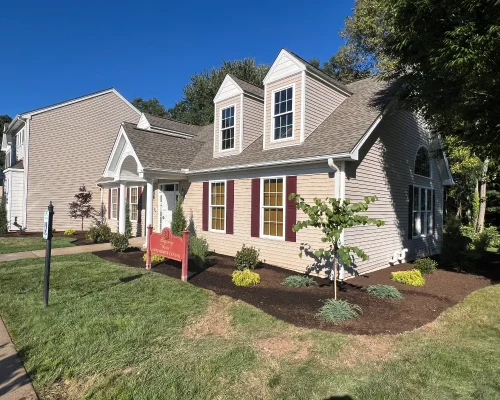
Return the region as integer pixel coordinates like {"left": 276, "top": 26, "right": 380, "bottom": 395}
{"left": 159, "top": 183, "right": 178, "bottom": 231}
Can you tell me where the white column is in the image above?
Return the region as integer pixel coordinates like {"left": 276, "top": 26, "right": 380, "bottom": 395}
{"left": 145, "top": 180, "right": 154, "bottom": 246}
{"left": 119, "top": 183, "right": 126, "bottom": 234}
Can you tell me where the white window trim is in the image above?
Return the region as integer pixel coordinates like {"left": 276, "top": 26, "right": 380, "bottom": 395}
{"left": 412, "top": 185, "right": 434, "bottom": 239}
{"left": 260, "top": 176, "right": 286, "bottom": 241}
{"left": 414, "top": 146, "right": 432, "bottom": 179}
{"left": 129, "top": 186, "right": 139, "bottom": 222}
{"left": 209, "top": 180, "right": 227, "bottom": 233}
{"left": 111, "top": 188, "right": 118, "bottom": 220}
{"left": 219, "top": 104, "right": 237, "bottom": 152}
{"left": 270, "top": 84, "right": 295, "bottom": 143}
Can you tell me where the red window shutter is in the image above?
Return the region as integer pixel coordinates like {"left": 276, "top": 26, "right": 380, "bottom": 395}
{"left": 108, "top": 189, "right": 111, "bottom": 219}
{"left": 202, "top": 182, "right": 209, "bottom": 231}
{"left": 226, "top": 180, "right": 234, "bottom": 234}
{"left": 137, "top": 187, "right": 143, "bottom": 224}
{"left": 285, "top": 176, "right": 297, "bottom": 242}
{"left": 251, "top": 179, "right": 260, "bottom": 237}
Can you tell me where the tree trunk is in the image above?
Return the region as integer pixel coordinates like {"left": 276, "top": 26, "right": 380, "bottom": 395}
{"left": 476, "top": 158, "right": 489, "bottom": 233}
{"left": 333, "top": 256, "right": 338, "bottom": 300}
{"left": 81, "top": 218, "right": 84, "bottom": 232}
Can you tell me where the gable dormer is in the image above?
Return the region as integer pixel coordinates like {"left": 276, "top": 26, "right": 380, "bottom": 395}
{"left": 263, "top": 49, "right": 352, "bottom": 150}
{"left": 213, "top": 75, "right": 264, "bottom": 158}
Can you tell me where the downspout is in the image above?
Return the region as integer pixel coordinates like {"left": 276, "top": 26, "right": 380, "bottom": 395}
{"left": 327, "top": 158, "right": 345, "bottom": 280}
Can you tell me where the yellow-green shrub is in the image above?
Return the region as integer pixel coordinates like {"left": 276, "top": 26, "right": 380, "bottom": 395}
{"left": 232, "top": 269, "right": 260, "bottom": 287}
{"left": 64, "top": 229, "right": 76, "bottom": 236}
{"left": 142, "top": 253, "right": 166, "bottom": 263}
{"left": 391, "top": 269, "right": 425, "bottom": 286}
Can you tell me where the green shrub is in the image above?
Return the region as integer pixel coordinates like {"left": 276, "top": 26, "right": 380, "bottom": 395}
{"left": 232, "top": 269, "right": 261, "bottom": 286}
{"left": 189, "top": 236, "right": 209, "bottom": 267}
{"left": 52, "top": 228, "right": 56, "bottom": 233}
{"left": 414, "top": 257, "right": 438, "bottom": 274}
{"left": 366, "top": 285, "right": 403, "bottom": 299}
{"left": 0, "top": 200, "right": 8, "bottom": 234}
{"left": 391, "top": 269, "right": 425, "bottom": 286}
{"left": 171, "top": 198, "right": 187, "bottom": 237}
{"left": 87, "top": 224, "right": 112, "bottom": 243}
{"left": 235, "top": 245, "right": 260, "bottom": 270}
{"left": 317, "top": 299, "right": 362, "bottom": 323}
{"left": 110, "top": 233, "right": 129, "bottom": 252}
{"left": 282, "top": 275, "right": 317, "bottom": 288}
{"left": 64, "top": 229, "right": 76, "bottom": 236}
{"left": 125, "top": 202, "right": 132, "bottom": 238}
{"left": 142, "top": 253, "right": 166, "bottom": 263}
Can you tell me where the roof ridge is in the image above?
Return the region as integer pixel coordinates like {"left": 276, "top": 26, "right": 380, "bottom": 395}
{"left": 144, "top": 113, "right": 202, "bottom": 128}
{"left": 227, "top": 74, "right": 264, "bottom": 90}
{"left": 127, "top": 123, "right": 207, "bottom": 144}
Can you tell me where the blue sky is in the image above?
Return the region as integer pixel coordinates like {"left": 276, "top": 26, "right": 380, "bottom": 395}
{"left": 0, "top": 0, "right": 354, "bottom": 117}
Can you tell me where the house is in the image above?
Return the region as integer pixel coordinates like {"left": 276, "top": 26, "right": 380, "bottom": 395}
{"left": 2, "top": 89, "right": 140, "bottom": 231}
{"left": 99, "top": 48, "right": 453, "bottom": 277}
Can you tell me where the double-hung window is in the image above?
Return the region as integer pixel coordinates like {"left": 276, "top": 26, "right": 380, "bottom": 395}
{"left": 221, "top": 106, "right": 235, "bottom": 150}
{"left": 111, "top": 188, "right": 118, "bottom": 219}
{"left": 412, "top": 186, "right": 434, "bottom": 237}
{"left": 210, "top": 181, "right": 226, "bottom": 231}
{"left": 261, "top": 177, "right": 285, "bottom": 238}
{"left": 129, "top": 187, "right": 138, "bottom": 221}
{"left": 273, "top": 87, "right": 293, "bottom": 140}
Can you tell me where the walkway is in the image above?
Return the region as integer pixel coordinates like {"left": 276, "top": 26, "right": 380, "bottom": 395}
{"left": 0, "top": 316, "right": 37, "bottom": 400}
{"left": 0, "top": 237, "right": 145, "bottom": 263}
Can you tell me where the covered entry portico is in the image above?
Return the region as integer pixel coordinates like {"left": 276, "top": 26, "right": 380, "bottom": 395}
{"left": 98, "top": 121, "right": 191, "bottom": 243}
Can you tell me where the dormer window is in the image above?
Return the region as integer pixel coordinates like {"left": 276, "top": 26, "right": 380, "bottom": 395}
{"left": 221, "top": 106, "right": 235, "bottom": 150}
{"left": 273, "top": 87, "right": 293, "bottom": 140}
{"left": 414, "top": 147, "right": 431, "bottom": 177}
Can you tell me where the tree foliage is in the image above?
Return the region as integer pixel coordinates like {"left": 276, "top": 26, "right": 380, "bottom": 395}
{"left": 290, "top": 194, "right": 384, "bottom": 299}
{"left": 68, "top": 185, "right": 95, "bottom": 231}
{"left": 171, "top": 198, "right": 187, "bottom": 237}
{"left": 340, "top": 0, "right": 500, "bottom": 156}
{"left": 125, "top": 202, "right": 132, "bottom": 238}
{"left": 131, "top": 98, "right": 168, "bottom": 118}
{"left": 166, "top": 58, "right": 270, "bottom": 125}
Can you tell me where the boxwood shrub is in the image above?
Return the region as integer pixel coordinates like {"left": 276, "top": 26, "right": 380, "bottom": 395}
{"left": 414, "top": 257, "right": 438, "bottom": 274}
{"left": 235, "top": 245, "right": 260, "bottom": 270}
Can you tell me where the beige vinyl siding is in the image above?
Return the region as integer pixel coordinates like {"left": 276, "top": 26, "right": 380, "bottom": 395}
{"left": 182, "top": 165, "right": 335, "bottom": 274}
{"left": 304, "top": 74, "right": 347, "bottom": 139}
{"left": 264, "top": 73, "right": 302, "bottom": 149}
{"left": 242, "top": 95, "right": 264, "bottom": 150}
{"left": 344, "top": 110, "right": 444, "bottom": 276}
{"left": 102, "top": 186, "right": 146, "bottom": 237}
{"left": 27, "top": 92, "right": 139, "bottom": 231}
{"left": 213, "top": 96, "right": 241, "bottom": 158}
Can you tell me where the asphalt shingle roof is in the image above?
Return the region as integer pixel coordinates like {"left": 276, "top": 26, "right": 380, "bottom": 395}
{"left": 143, "top": 113, "right": 201, "bottom": 136}
{"left": 227, "top": 74, "right": 264, "bottom": 98}
{"left": 122, "top": 122, "right": 205, "bottom": 170}
{"left": 120, "top": 77, "right": 394, "bottom": 173}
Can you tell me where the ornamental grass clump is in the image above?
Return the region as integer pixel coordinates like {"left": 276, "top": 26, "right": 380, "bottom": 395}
{"left": 282, "top": 275, "right": 317, "bottom": 288}
{"left": 318, "top": 299, "right": 362, "bottom": 323}
{"left": 232, "top": 269, "right": 261, "bottom": 287}
{"left": 391, "top": 269, "right": 425, "bottom": 286}
{"left": 414, "top": 257, "right": 438, "bottom": 274}
{"left": 366, "top": 284, "right": 403, "bottom": 299}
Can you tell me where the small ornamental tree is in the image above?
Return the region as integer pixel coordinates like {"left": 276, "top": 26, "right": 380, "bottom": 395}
{"left": 290, "top": 194, "right": 384, "bottom": 299}
{"left": 69, "top": 185, "right": 95, "bottom": 231}
{"left": 171, "top": 198, "right": 187, "bottom": 237}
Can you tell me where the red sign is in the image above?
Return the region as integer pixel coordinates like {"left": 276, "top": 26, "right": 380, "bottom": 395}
{"left": 146, "top": 226, "right": 189, "bottom": 281}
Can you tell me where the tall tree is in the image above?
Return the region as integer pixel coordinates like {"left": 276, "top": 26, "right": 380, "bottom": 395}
{"left": 166, "top": 58, "right": 270, "bottom": 125}
{"left": 339, "top": 0, "right": 500, "bottom": 230}
{"left": 131, "top": 98, "right": 168, "bottom": 118}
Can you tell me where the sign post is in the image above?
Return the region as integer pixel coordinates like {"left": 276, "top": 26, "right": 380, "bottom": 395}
{"left": 146, "top": 225, "right": 189, "bottom": 281}
{"left": 43, "top": 202, "right": 54, "bottom": 308}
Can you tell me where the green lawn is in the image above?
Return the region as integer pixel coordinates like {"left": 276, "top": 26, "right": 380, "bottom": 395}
{"left": 1, "top": 254, "right": 500, "bottom": 399}
{"left": 0, "top": 236, "right": 76, "bottom": 254}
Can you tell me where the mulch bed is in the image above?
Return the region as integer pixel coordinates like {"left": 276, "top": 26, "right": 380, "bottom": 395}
{"left": 0, "top": 231, "right": 96, "bottom": 246}
{"left": 93, "top": 249, "right": 496, "bottom": 335}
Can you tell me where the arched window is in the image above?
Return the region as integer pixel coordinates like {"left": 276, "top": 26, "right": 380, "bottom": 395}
{"left": 414, "top": 147, "right": 430, "bottom": 177}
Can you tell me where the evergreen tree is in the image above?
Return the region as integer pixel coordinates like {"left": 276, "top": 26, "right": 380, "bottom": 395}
{"left": 125, "top": 202, "right": 132, "bottom": 238}
{"left": 171, "top": 198, "right": 187, "bottom": 237}
{"left": 0, "top": 199, "right": 8, "bottom": 233}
